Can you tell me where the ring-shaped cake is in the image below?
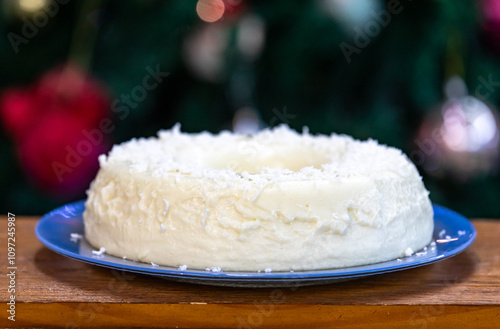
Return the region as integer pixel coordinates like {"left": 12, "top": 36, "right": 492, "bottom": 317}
{"left": 83, "top": 124, "right": 433, "bottom": 271}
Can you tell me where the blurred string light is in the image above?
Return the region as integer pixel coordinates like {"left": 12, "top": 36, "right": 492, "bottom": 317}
{"left": 18, "top": 0, "right": 47, "bottom": 12}
{"left": 232, "top": 107, "right": 260, "bottom": 134}
{"left": 321, "top": 0, "right": 382, "bottom": 32}
{"left": 231, "top": 14, "right": 265, "bottom": 133}
{"left": 189, "top": 0, "right": 264, "bottom": 132}
{"left": 196, "top": 0, "right": 225, "bottom": 23}
{"left": 183, "top": 24, "right": 229, "bottom": 81}
{"left": 2, "top": 0, "right": 48, "bottom": 19}
{"left": 237, "top": 14, "right": 265, "bottom": 59}
{"left": 185, "top": 2, "right": 262, "bottom": 82}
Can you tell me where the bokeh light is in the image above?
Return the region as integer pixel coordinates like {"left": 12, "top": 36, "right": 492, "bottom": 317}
{"left": 18, "top": 0, "right": 47, "bottom": 13}
{"left": 196, "top": 0, "right": 225, "bottom": 23}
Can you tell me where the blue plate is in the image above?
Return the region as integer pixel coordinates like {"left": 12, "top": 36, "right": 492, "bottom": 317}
{"left": 35, "top": 201, "right": 476, "bottom": 287}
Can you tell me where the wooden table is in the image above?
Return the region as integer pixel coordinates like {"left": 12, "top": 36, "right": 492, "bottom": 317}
{"left": 1, "top": 217, "right": 499, "bottom": 328}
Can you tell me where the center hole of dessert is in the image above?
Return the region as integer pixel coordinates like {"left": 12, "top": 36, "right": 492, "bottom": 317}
{"left": 206, "top": 146, "right": 332, "bottom": 173}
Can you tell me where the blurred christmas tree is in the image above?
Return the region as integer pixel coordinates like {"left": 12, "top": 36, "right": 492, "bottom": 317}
{"left": 0, "top": 0, "right": 499, "bottom": 217}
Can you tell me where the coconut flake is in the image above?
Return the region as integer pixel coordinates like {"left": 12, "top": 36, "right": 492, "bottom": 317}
{"left": 163, "top": 199, "right": 169, "bottom": 216}
{"left": 201, "top": 208, "right": 210, "bottom": 229}
{"left": 70, "top": 233, "right": 83, "bottom": 242}
{"left": 92, "top": 247, "right": 106, "bottom": 256}
{"left": 251, "top": 180, "right": 274, "bottom": 202}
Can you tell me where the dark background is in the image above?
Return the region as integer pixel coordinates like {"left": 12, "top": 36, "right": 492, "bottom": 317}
{"left": 1, "top": 0, "right": 499, "bottom": 217}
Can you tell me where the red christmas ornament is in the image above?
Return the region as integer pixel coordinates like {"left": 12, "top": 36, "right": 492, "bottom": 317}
{"left": 0, "top": 63, "right": 112, "bottom": 199}
{"left": 19, "top": 114, "right": 109, "bottom": 198}
{"left": 481, "top": 0, "right": 500, "bottom": 54}
{"left": 223, "top": 0, "right": 246, "bottom": 19}
{"left": 0, "top": 88, "right": 36, "bottom": 140}
{"left": 34, "top": 65, "right": 109, "bottom": 129}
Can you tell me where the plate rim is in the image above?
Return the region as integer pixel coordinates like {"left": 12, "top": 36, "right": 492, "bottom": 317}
{"left": 35, "top": 200, "right": 477, "bottom": 282}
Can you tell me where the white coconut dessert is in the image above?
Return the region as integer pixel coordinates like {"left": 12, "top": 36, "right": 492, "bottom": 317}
{"left": 83, "top": 124, "right": 433, "bottom": 271}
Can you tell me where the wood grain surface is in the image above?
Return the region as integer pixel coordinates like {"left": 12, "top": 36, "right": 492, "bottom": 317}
{"left": 1, "top": 217, "right": 499, "bottom": 328}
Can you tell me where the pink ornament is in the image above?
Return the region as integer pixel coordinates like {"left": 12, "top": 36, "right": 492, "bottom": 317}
{"left": 0, "top": 63, "right": 112, "bottom": 199}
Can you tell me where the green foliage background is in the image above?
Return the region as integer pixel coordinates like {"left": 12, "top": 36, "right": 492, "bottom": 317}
{"left": 0, "top": 0, "right": 499, "bottom": 217}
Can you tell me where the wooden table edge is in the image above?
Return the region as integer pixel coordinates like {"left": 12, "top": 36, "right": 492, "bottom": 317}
{"left": 2, "top": 303, "right": 499, "bottom": 328}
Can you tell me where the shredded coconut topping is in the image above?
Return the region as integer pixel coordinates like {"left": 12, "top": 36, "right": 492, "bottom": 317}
{"left": 92, "top": 247, "right": 106, "bottom": 256}
{"left": 88, "top": 123, "right": 433, "bottom": 272}
{"left": 100, "top": 124, "right": 417, "bottom": 185}
{"left": 163, "top": 199, "right": 169, "bottom": 216}
{"left": 207, "top": 266, "right": 222, "bottom": 272}
{"left": 70, "top": 233, "right": 82, "bottom": 242}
